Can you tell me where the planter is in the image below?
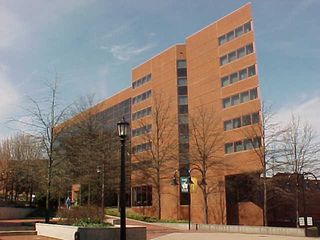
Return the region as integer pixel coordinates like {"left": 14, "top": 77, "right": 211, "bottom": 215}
{"left": 305, "top": 227, "right": 319, "bottom": 237}
{"left": 36, "top": 223, "right": 146, "bottom": 240}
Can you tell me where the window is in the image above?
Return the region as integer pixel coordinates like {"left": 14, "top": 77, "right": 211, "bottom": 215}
{"left": 177, "top": 68, "right": 187, "bottom": 77}
{"left": 235, "top": 141, "right": 244, "bottom": 152}
{"left": 250, "top": 88, "right": 258, "bottom": 100}
{"left": 230, "top": 73, "right": 238, "bottom": 84}
{"left": 225, "top": 143, "right": 234, "bottom": 154}
{"left": 244, "top": 21, "right": 251, "bottom": 33}
{"left": 242, "top": 114, "right": 251, "bottom": 126}
{"left": 177, "top": 60, "right": 187, "bottom": 68}
{"left": 244, "top": 139, "right": 253, "bottom": 150}
{"left": 233, "top": 118, "right": 241, "bottom": 128}
{"left": 224, "top": 120, "right": 233, "bottom": 131}
{"left": 240, "top": 91, "right": 250, "bottom": 103}
{"left": 179, "top": 114, "right": 188, "bottom": 124}
{"left": 223, "top": 98, "right": 231, "bottom": 108}
{"left": 239, "top": 69, "right": 247, "bottom": 80}
{"left": 132, "top": 74, "right": 151, "bottom": 89}
{"left": 237, "top": 47, "right": 245, "bottom": 58}
{"left": 132, "top": 186, "right": 152, "bottom": 206}
{"left": 218, "top": 21, "right": 251, "bottom": 46}
{"left": 178, "top": 78, "right": 187, "bottom": 86}
{"left": 132, "top": 142, "right": 152, "bottom": 154}
{"left": 179, "top": 143, "right": 189, "bottom": 153}
{"left": 179, "top": 105, "right": 188, "bottom": 114}
{"left": 246, "top": 43, "right": 254, "bottom": 54}
{"left": 253, "top": 138, "right": 261, "bottom": 148}
{"left": 132, "top": 90, "right": 152, "bottom": 105}
{"left": 231, "top": 94, "right": 240, "bottom": 106}
{"left": 178, "top": 86, "right": 188, "bottom": 95}
{"left": 178, "top": 96, "right": 188, "bottom": 105}
{"left": 227, "top": 31, "right": 235, "bottom": 41}
{"left": 220, "top": 43, "right": 254, "bottom": 66}
{"left": 251, "top": 112, "right": 259, "bottom": 124}
{"left": 218, "top": 35, "right": 227, "bottom": 45}
{"left": 235, "top": 26, "right": 244, "bottom": 37}
{"left": 248, "top": 65, "right": 256, "bottom": 77}
{"left": 179, "top": 135, "right": 189, "bottom": 144}
{"left": 220, "top": 55, "right": 228, "bottom": 66}
{"left": 221, "top": 76, "right": 229, "bottom": 87}
{"left": 228, "top": 51, "right": 237, "bottom": 62}
{"left": 132, "top": 124, "right": 152, "bottom": 137}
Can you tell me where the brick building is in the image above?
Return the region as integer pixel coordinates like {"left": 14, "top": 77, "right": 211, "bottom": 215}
{"left": 63, "top": 3, "right": 263, "bottom": 225}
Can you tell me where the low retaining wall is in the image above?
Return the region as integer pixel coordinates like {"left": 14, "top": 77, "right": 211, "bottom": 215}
{"left": 156, "top": 223, "right": 306, "bottom": 237}
{"left": 0, "top": 207, "right": 35, "bottom": 220}
{"left": 36, "top": 223, "right": 146, "bottom": 240}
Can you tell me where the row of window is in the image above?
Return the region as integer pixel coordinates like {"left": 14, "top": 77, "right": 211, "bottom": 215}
{"left": 132, "top": 142, "right": 151, "bottom": 154}
{"left": 220, "top": 43, "right": 254, "bottom": 66}
{"left": 132, "top": 74, "right": 151, "bottom": 89}
{"left": 132, "top": 90, "right": 152, "bottom": 105}
{"left": 224, "top": 112, "right": 259, "bottom": 131}
{"left": 132, "top": 185, "right": 152, "bottom": 206}
{"left": 132, "top": 107, "right": 152, "bottom": 121}
{"left": 223, "top": 88, "right": 258, "bottom": 109}
{"left": 221, "top": 65, "right": 256, "bottom": 87}
{"left": 218, "top": 21, "right": 252, "bottom": 46}
{"left": 132, "top": 124, "right": 152, "bottom": 137}
{"left": 225, "top": 137, "right": 261, "bottom": 154}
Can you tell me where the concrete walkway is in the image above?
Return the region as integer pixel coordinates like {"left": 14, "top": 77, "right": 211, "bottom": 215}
{"left": 153, "top": 232, "right": 316, "bottom": 240}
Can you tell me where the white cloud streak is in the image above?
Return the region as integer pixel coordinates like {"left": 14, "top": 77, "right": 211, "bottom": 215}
{"left": 106, "top": 43, "right": 155, "bottom": 61}
{"left": 274, "top": 94, "right": 320, "bottom": 137}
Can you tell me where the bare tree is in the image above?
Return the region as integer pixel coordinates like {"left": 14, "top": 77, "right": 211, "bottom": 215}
{"left": 132, "top": 92, "right": 177, "bottom": 219}
{"left": 242, "top": 103, "right": 286, "bottom": 226}
{"left": 278, "top": 114, "right": 320, "bottom": 227}
{"left": 0, "top": 134, "right": 43, "bottom": 204}
{"left": 12, "top": 77, "right": 70, "bottom": 222}
{"left": 188, "top": 105, "right": 224, "bottom": 224}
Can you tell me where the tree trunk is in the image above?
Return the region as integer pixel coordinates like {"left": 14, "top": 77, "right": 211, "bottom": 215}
{"left": 263, "top": 170, "right": 268, "bottom": 226}
{"left": 202, "top": 188, "right": 209, "bottom": 224}
{"left": 295, "top": 176, "right": 299, "bottom": 228}
{"left": 88, "top": 183, "right": 91, "bottom": 206}
{"left": 45, "top": 161, "right": 52, "bottom": 223}
{"left": 157, "top": 170, "right": 161, "bottom": 219}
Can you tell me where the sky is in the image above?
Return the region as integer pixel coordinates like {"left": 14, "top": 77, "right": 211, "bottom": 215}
{"left": 0, "top": 0, "right": 320, "bottom": 139}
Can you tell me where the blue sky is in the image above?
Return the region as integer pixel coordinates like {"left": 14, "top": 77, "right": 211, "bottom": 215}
{"left": 0, "top": 0, "right": 320, "bottom": 139}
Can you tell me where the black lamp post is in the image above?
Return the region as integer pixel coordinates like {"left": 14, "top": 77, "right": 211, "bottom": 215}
{"left": 171, "top": 167, "right": 206, "bottom": 230}
{"left": 117, "top": 118, "right": 129, "bottom": 240}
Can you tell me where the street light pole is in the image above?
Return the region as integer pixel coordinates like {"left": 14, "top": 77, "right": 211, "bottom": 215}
{"left": 117, "top": 118, "right": 129, "bottom": 240}
{"left": 120, "top": 138, "right": 126, "bottom": 240}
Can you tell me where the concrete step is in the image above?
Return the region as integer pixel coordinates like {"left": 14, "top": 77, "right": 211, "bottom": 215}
{"left": 0, "top": 230, "right": 37, "bottom": 236}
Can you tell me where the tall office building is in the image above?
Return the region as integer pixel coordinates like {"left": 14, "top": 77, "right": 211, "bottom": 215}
{"left": 63, "top": 3, "right": 263, "bottom": 225}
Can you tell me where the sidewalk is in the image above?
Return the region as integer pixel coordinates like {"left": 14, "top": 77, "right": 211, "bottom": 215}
{"left": 153, "top": 232, "right": 316, "bottom": 240}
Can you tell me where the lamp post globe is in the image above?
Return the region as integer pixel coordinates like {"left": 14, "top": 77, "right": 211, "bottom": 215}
{"left": 117, "top": 118, "right": 129, "bottom": 139}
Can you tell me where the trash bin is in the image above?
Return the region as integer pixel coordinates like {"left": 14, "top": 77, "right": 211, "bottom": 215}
{"left": 74, "top": 231, "right": 80, "bottom": 240}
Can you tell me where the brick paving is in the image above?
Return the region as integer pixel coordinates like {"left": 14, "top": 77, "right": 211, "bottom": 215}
{"left": 0, "top": 236, "right": 59, "bottom": 240}
{"left": 125, "top": 219, "right": 185, "bottom": 240}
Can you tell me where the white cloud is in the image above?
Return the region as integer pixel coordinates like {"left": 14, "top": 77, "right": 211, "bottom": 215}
{"left": 107, "top": 43, "right": 155, "bottom": 61}
{"left": 274, "top": 94, "right": 320, "bottom": 136}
